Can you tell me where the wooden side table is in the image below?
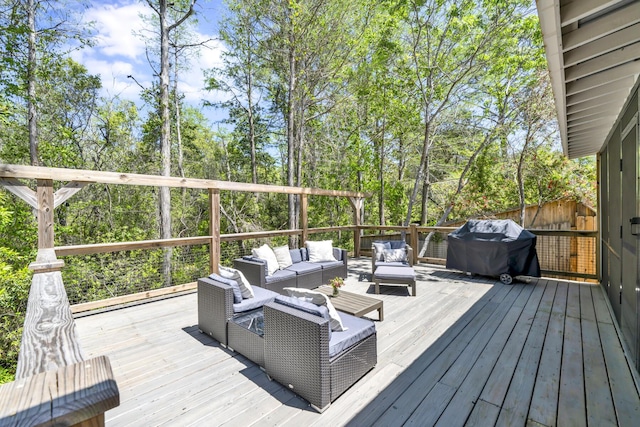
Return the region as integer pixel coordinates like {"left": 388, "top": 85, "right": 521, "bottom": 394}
{"left": 316, "top": 285, "right": 384, "bottom": 321}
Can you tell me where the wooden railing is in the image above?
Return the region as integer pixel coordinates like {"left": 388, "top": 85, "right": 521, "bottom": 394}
{"left": 0, "top": 249, "right": 119, "bottom": 426}
{"left": 59, "top": 226, "right": 358, "bottom": 313}
{"left": 52, "top": 224, "right": 599, "bottom": 316}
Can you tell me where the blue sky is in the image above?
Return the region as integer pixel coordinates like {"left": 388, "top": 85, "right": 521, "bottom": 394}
{"left": 70, "top": 0, "right": 228, "bottom": 120}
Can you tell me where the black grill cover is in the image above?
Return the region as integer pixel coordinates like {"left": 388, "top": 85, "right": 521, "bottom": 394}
{"left": 446, "top": 219, "right": 541, "bottom": 278}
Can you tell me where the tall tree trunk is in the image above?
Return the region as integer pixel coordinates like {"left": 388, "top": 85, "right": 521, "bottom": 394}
{"left": 287, "top": 24, "right": 297, "bottom": 247}
{"left": 517, "top": 128, "right": 533, "bottom": 226}
{"left": 158, "top": 0, "right": 172, "bottom": 286}
{"left": 378, "top": 119, "right": 385, "bottom": 226}
{"left": 148, "top": 0, "right": 194, "bottom": 284}
{"left": 418, "top": 132, "right": 494, "bottom": 257}
{"left": 420, "top": 153, "right": 430, "bottom": 225}
{"left": 27, "top": 0, "right": 38, "bottom": 166}
{"left": 406, "top": 113, "right": 430, "bottom": 227}
{"left": 397, "top": 134, "right": 406, "bottom": 181}
{"left": 246, "top": 28, "right": 258, "bottom": 185}
{"left": 173, "top": 49, "right": 184, "bottom": 179}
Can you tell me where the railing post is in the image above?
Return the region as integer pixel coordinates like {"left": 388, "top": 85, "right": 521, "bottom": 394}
{"left": 209, "top": 189, "right": 220, "bottom": 274}
{"left": 410, "top": 224, "right": 418, "bottom": 265}
{"left": 37, "top": 179, "right": 54, "bottom": 249}
{"left": 349, "top": 197, "right": 363, "bottom": 257}
{"left": 300, "top": 193, "right": 308, "bottom": 246}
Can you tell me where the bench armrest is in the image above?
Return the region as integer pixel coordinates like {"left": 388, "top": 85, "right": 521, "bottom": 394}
{"left": 197, "top": 277, "right": 235, "bottom": 346}
{"left": 233, "top": 257, "right": 267, "bottom": 288}
{"left": 263, "top": 302, "right": 331, "bottom": 411}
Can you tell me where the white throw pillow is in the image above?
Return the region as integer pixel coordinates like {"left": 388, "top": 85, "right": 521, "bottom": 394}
{"left": 218, "top": 265, "right": 254, "bottom": 299}
{"left": 252, "top": 244, "right": 280, "bottom": 276}
{"left": 284, "top": 287, "right": 326, "bottom": 305}
{"left": 383, "top": 248, "right": 407, "bottom": 263}
{"left": 273, "top": 245, "right": 293, "bottom": 269}
{"left": 305, "top": 240, "right": 337, "bottom": 263}
{"left": 284, "top": 287, "right": 347, "bottom": 331}
{"left": 372, "top": 241, "right": 391, "bottom": 261}
{"left": 324, "top": 298, "right": 347, "bottom": 332}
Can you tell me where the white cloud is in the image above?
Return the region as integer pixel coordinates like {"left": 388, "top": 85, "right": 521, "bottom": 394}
{"left": 74, "top": 1, "right": 228, "bottom": 122}
{"left": 85, "top": 1, "right": 148, "bottom": 61}
{"left": 179, "top": 38, "right": 227, "bottom": 104}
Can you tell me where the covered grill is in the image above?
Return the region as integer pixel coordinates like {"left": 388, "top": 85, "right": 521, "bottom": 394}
{"left": 446, "top": 219, "right": 541, "bottom": 284}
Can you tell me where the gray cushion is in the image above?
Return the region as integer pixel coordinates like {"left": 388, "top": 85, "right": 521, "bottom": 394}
{"left": 388, "top": 240, "right": 406, "bottom": 250}
{"left": 375, "top": 261, "right": 410, "bottom": 269}
{"left": 315, "top": 260, "right": 343, "bottom": 269}
{"left": 329, "top": 313, "right": 376, "bottom": 358}
{"left": 374, "top": 266, "right": 415, "bottom": 280}
{"left": 289, "top": 249, "right": 303, "bottom": 264}
{"left": 233, "top": 286, "right": 278, "bottom": 313}
{"left": 300, "top": 247, "right": 309, "bottom": 261}
{"left": 265, "top": 269, "right": 296, "bottom": 284}
{"left": 372, "top": 241, "right": 391, "bottom": 260}
{"left": 274, "top": 295, "right": 330, "bottom": 320}
{"left": 286, "top": 262, "right": 322, "bottom": 275}
{"left": 383, "top": 248, "right": 407, "bottom": 263}
{"left": 209, "top": 273, "right": 242, "bottom": 303}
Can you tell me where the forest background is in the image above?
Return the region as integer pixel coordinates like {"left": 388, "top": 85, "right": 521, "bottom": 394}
{"left": 0, "top": 0, "right": 596, "bottom": 382}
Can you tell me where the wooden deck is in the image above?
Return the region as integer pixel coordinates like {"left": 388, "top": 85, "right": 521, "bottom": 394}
{"left": 74, "top": 259, "right": 640, "bottom": 426}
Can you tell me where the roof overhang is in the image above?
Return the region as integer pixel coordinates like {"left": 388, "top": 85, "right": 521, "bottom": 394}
{"left": 536, "top": 0, "right": 640, "bottom": 159}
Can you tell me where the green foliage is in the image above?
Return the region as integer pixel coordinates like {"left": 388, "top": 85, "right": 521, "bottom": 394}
{"left": 0, "top": 192, "right": 32, "bottom": 384}
{"left": 0, "top": 253, "right": 30, "bottom": 384}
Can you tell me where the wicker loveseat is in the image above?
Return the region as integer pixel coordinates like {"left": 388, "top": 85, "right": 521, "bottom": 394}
{"left": 234, "top": 246, "right": 348, "bottom": 294}
{"left": 263, "top": 297, "right": 377, "bottom": 412}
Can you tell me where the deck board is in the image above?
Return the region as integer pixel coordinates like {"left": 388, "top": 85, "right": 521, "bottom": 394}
{"left": 73, "top": 259, "right": 640, "bottom": 426}
{"left": 495, "top": 280, "right": 555, "bottom": 426}
{"left": 434, "top": 284, "right": 535, "bottom": 426}
{"left": 528, "top": 280, "right": 566, "bottom": 426}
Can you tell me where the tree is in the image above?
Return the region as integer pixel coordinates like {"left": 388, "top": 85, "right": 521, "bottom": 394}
{"left": 208, "top": 0, "right": 270, "bottom": 185}
{"left": 512, "top": 73, "right": 557, "bottom": 225}
{"left": 401, "top": 0, "right": 526, "bottom": 227}
{"left": 0, "top": 0, "right": 93, "bottom": 166}
{"left": 143, "top": 0, "right": 196, "bottom": 283}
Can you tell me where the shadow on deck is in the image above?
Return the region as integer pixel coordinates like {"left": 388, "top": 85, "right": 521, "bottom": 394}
{"left": 74, "top": 258, "right": 640, "bottom": 426}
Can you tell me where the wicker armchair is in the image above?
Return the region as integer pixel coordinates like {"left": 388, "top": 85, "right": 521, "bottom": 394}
{"left": 263, "top": 300, "right": 377, "bottom": 412}
{"left": 371, "top": 240, "right": 414, "bottom": 273}
{"left": 197, "top": 276, "right": 277, "bottom": 347}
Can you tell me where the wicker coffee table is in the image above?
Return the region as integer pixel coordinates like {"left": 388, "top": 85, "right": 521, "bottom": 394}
{"left": 316, "top": 285, "right": 384, "bottom": 321}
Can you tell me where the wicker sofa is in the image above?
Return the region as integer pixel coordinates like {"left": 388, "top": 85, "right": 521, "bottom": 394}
{"left": 233, "top": 247, "right": 348, "bottom": 294}
{"left": 263, "top": 297, "right": 377, "bottom": 412}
